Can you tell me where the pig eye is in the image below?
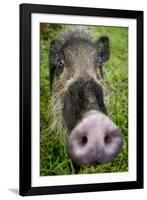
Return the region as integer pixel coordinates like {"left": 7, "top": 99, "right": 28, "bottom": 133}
{"left": 58, "top": 59, "right": 64, "bottom": 66}
{"left": 55, "top": 58, "right": 65, "bottom": 77}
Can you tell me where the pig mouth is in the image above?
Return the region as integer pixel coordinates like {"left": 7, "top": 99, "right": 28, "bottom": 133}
{"left": 67, "top": 110, "right": 123, "bottom": 165}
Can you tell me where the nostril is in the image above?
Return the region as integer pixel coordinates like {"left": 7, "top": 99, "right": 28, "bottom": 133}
{"left": 81, "top": 136, "right": 88, "bottom": 145}
{"left": 104, "top": 134, "right": 112, "bottom": 145}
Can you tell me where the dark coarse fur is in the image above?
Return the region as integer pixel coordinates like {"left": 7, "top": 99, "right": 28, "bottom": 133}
{"left": 49, "top": 27, "right": 93, "bottom": 85}
{"left": 63, "top": 76, "right": 107, "bottom": 131}
{"left": 49, "top": 26, "right": 109, "bottom": 87}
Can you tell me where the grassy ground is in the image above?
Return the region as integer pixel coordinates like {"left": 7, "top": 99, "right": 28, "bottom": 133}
{"left": 40, "top": 24, "right": 128, "bottom": 176}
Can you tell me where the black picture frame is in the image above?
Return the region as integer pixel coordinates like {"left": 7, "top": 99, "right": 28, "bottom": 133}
{"left": 19, "top": 3, "right": 144, "bottom": 196}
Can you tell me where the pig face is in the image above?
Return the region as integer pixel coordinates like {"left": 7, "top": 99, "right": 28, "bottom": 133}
{"left": 49, "top": 27, "right": 123, "bottom": 165}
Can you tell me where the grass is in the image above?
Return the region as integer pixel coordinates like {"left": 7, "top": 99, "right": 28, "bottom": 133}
{"left": 40, "top": 24, "right": 128, "bottom": 176}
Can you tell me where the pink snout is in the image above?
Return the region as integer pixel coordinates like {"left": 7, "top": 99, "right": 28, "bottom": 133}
{"left": 68, "top": 111, "right": 123, "bottom": 165}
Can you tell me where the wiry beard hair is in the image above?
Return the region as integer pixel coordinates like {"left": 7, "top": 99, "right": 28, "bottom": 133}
{"left": 45, "top": 90, "right": 67, "bottom": 141}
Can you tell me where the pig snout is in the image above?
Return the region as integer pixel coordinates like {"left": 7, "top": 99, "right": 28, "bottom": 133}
{"left": 68, "top": 111, "right": 123, "bottom": 165}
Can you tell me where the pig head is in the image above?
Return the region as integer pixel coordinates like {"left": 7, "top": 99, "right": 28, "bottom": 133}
{"left": 49, "top": 27, "right": 123, "bottom": 165}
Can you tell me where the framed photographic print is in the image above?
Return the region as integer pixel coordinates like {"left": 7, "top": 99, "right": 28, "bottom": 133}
{"left": 19, "top": 3, "right": 144, "bottom": 196}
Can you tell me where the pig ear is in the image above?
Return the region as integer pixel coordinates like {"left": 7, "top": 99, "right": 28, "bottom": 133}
{"left": 49, "top": 39, "right": 59, "bottom": 86}
{"left": 97, "top": 37, "right": 110, "bottom": 62}
{"left": 50, "top": 39, "right": 59, "bottom": 60}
